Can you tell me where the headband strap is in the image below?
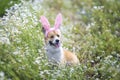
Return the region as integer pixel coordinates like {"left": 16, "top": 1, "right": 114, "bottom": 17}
{"left": 45, "top": 28, "right": 60, "bottom": 37}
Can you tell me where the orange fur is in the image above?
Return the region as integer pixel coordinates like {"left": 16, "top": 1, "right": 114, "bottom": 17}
{"left": 63, "top": 50, "right": 79, "bottom": 65}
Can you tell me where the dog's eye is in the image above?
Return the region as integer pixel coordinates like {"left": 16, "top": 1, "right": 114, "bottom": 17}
{"left": 50, "top": 35, "right": 54, "bottom": 38}
{"left": 57, "top": 34, "right": 60, "bottom": 37}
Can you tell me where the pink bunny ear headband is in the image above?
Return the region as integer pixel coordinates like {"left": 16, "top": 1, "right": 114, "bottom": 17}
{"left": 40, "top": 13, "right": 62, "bottom": 37}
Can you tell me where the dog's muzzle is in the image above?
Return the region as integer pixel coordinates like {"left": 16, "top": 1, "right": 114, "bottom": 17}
{"left": 49, "top": 40, "right": 60, "bottom": 48}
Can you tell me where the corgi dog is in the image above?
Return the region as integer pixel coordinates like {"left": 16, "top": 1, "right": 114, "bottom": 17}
{"left": 40, "top": 13, "right": 79, "bottom": 66}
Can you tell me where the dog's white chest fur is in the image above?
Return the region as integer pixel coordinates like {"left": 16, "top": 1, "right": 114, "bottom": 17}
{"left": 46, "top": 45, "right": 64, "bottom": 63}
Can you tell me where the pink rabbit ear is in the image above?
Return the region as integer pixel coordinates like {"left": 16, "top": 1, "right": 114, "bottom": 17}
{"left": 54, "top": 13, "right": 62, "bottom": 29}
{"left": 40, "top": 16, "right": 50, "bottom": 31}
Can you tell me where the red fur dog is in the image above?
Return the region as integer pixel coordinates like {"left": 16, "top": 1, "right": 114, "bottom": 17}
{"left": 40, "top": 13, "right": 79, "bottom": 66}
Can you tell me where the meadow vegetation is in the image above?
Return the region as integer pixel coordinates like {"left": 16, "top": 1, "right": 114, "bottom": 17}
{"left": 0, "top": 0, "right": 120, "bottom": 80}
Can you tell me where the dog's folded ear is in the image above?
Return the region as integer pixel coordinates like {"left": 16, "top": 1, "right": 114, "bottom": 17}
{"left": 54, "top": 13, "right": 62, "bottom": 29}
{"left": 40, "top": 16, "right": 50, "bottom": 33}
{"left": 41, "top": 27, "right": 46, "bottom": 34}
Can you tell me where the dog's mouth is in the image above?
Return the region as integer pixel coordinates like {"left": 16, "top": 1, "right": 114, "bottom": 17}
{"left": 49, "top": 41, "right": 60, "bottom": 48}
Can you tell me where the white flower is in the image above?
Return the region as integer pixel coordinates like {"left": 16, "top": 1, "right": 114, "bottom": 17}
{"left": 0, "top": 71, "right": 4, "bottom": 77}
{"left": 0, "top": 37, "right": 10, "bottom": 44}
{"left": 93, "top": 6, "right": 104, "bottom": 10}
{"left": 0, "top": 71, "right": 4, "bottom": 80}
{"left": 13, "top": 50, "right": 20, "bottom": 55}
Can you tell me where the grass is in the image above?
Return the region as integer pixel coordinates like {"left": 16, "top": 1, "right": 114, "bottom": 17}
{"left": 0, "top": 0, "right": 120, "bottom": 80}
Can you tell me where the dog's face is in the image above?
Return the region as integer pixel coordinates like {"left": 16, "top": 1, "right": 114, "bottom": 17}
{"left": 40, "top": 13, "right": 62, "bottom": 48}
{"left": 45, "top": 29, "right": 61, "bottom": 48}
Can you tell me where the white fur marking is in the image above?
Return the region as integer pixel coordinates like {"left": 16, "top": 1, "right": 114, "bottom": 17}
{"left": 46, "top": 45, "right": 64, "bottom": 63}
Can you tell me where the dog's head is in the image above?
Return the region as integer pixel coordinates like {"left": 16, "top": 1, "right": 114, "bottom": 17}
{"left": 40, "top": 13, "right": 62, "bottom": 48}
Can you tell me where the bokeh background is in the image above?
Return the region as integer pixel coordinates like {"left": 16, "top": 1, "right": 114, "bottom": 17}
{"left": 0, "top": 0, "right": 120, "bottom": 80}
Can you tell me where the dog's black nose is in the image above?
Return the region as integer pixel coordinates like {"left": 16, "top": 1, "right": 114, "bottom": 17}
{"left": 56, "top": 39, "right": 59, "bottom": 43}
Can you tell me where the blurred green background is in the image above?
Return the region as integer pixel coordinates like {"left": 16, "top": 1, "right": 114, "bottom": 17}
{"left": 0, "top": 0, "right": 120, "bottom": 80}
